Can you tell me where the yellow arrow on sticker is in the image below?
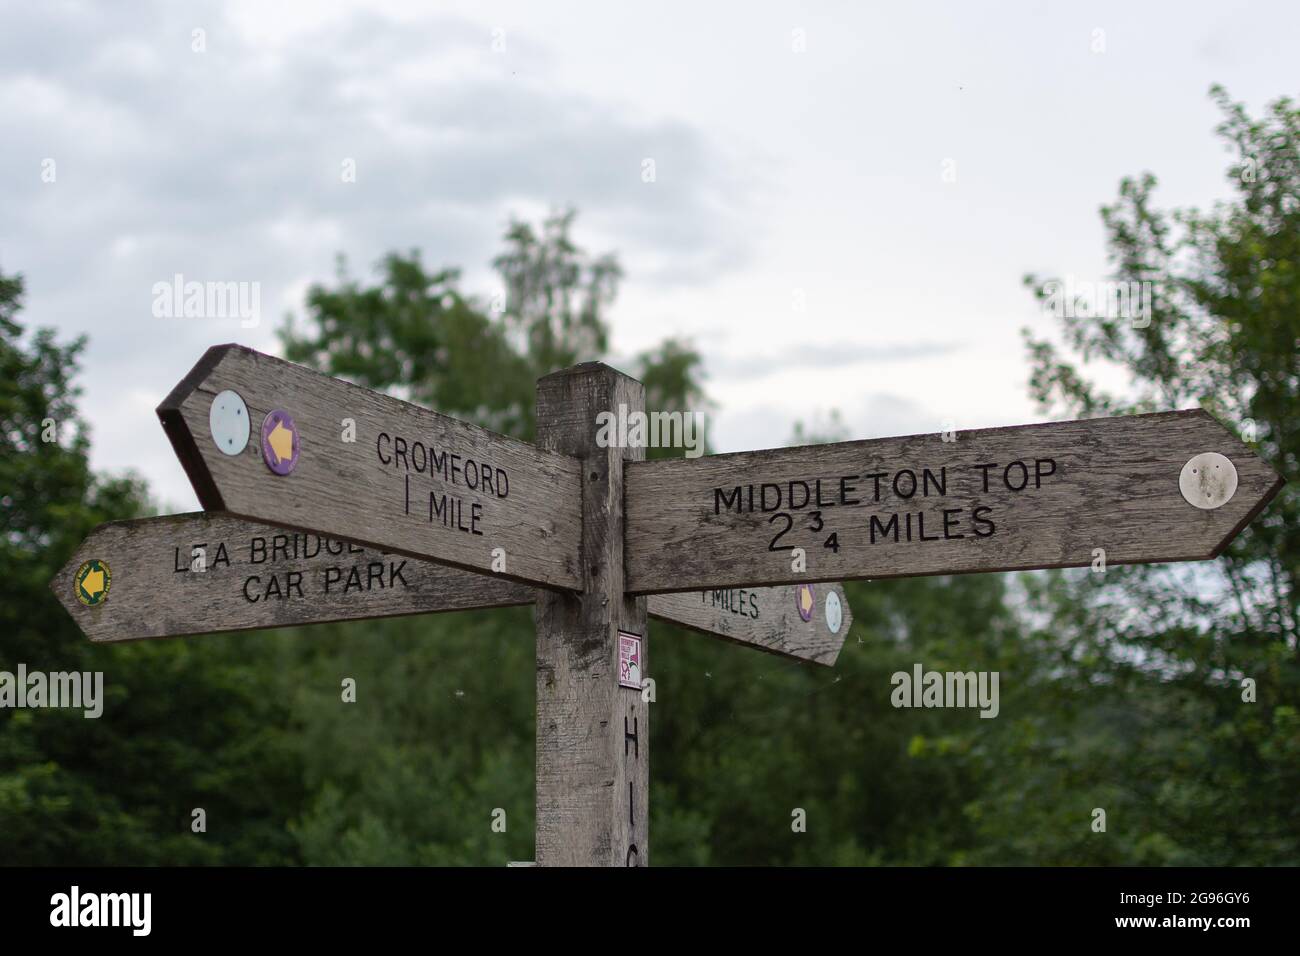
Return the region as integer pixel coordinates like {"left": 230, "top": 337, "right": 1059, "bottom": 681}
{"left": 82, "top": 567, "right": 105, "bottom": 597}
{"left": 798, "top": 584, "right": 814, "bottom": 619}
{"left": 75, "top": 559, "right": 111, "bottom": 606}
{"left": 267, "top": 420, "right": 294, "bottom": 464}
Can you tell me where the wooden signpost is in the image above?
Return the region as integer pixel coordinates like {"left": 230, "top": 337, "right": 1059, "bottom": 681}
{"left": 158, "top": 344, "right": 583, "bottom": 590}
{"left": 50, "top": 512, "right": 849, "bottom": 664}
{"left": 52, "top": 343, "right": 1284, "bottom": 867}
{"left": 625, "top": 410, "right": 1284, "bottom": 593}
{"left": 645, "top": 582, "right": 847, "bottom": 665}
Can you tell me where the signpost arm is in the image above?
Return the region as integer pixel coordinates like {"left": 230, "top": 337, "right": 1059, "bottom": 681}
{"left": 534, "top": 363, "right": 649, "bottom": 867}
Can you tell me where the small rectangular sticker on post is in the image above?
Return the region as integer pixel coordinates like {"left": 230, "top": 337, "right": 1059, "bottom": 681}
{"left": 617, "top": 631, "right": 643, "bottom": 690}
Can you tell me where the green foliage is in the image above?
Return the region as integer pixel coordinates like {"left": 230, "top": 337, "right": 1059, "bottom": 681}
{"left": 650, "top": 573, "right": 1014, "bottom": 865}
{"left": 286, "top": 610, "right": 536, "bottom": 865}
{"left": 280, "top": 251, "right": 534, "bottom": 439}
{"left": 492, "top": 208, "right": 619, "bottom": 375}
{"left": 280, "top": 209, "right": 634, "bottom": 444}
{"left": 0, "top": 272, "right": 306, "bottom": 865}
{"left": 1010, "top": 87, "right": 1300, "bottom": 864}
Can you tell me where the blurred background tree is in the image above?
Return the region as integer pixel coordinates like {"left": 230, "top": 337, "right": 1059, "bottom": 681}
{"left": 1002, "top": 87, "right": 1299, "bottom": 864}
{"left": 0, "top": 274, "right": 305, "bottom": 864}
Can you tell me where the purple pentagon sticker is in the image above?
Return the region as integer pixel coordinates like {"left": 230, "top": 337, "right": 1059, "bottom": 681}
{"left": 796, "top": 583, "right": 815, "bottom": 622}
{"left": 260, "top": 409, "right": 300, "bottom": 475}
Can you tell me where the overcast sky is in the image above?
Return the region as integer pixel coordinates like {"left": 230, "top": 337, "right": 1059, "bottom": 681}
{"left": 3, "top": 0, "right": 1296, "bottom": 510}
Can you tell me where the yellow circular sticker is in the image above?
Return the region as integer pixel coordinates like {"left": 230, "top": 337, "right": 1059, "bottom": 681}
{"left": 74, "top": 559, "right": 111, "bottom": 606}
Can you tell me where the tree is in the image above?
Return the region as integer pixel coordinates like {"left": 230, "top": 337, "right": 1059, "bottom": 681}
{"left": 281, "top": 209, "right": 646, "bottom": 443}
{"left": 493, "top": 208, "right": 620, "bottom": 376}
{"left": 997, "top": 88, "right": 1300, "bottom": 863}
{"left": 280, "top": 251, "right": 535, "bottom": 438}
{"left": 0, "top": 270, "right": 306, "bottom": 865}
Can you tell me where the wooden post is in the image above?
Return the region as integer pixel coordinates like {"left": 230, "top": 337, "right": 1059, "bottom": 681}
{"left": 534, "top": 363, "right": 648, "bottom": 867}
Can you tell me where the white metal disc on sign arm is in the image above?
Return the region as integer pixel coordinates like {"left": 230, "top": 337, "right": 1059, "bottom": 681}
{"left": 1179, "top": 452, "right": 1238, "bottom": 510}
{"left": 208, "top": 389, "right": 249, "bottom": 456}
{"left": 825, "top": 590, "right": 843, "bottom": 634}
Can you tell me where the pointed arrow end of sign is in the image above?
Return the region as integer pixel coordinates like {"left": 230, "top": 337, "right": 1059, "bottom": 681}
{"left": 1211, "top": 464, "right": 1286, "bottom": 560}
{"left": 791, "top": 582, "right": 854, "bottom": 667}
{"left": 1192, "top": 409, "right": 1288, "bottom": 558}
{"left": 156, "top": 344, "right": 247, "bottom": 511}
{"left": 48, "top": 524, "right": 113, "bottom": 642}
{"left": 156, "top": 343, "right": 240, "bottom": 417}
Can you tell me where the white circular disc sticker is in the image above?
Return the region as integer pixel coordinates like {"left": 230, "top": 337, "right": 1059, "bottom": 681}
{"left": 824, "top": 591, "right": 842, "bottom": 634}
{"left": 209, "top": 389, "right": 250, "bottom": 456}
{"left": 1179, "top": 452, "right": 1237, "bottom": 510}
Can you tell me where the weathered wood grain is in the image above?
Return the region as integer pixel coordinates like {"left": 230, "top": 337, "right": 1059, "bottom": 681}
{"left": 534, "top": 363, "right": 649, "bottom": 867}
{"left": 649, "top": 582, "right": 851, "bottom": 666}
{"left": 51, "top": 513, "right": 851, "bottom": 664}
{"left": 48, "top": 512, "right": 536, "bottom": 643}
{"left": 625, "top": 409, "right": 1285, "bottom": 594}
{"left": 158, "top": 344, "right": 583, "bottom": 590}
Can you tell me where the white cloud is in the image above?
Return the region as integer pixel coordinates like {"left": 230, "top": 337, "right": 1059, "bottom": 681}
{"left": 2, "top": 0, "right": 1296, "bottom": 511}
{"left": 1, "top": 0, "right": 759, "bottom": 506}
